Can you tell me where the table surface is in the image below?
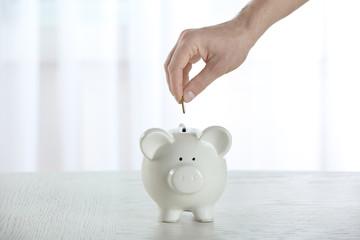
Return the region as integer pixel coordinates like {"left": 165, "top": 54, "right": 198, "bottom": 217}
{"left": 0, "top": 171, "right": 359, "bottom": 240}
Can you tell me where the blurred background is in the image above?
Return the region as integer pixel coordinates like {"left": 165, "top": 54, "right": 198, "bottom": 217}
{"left": 0, "top": 0, "right": 359, "bottom": 172}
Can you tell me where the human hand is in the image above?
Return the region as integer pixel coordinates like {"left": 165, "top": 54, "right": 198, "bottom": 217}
{"left": 164, "top": 0, "right": 308, "bottom": 104}
{"left": 164, "top": 20, "right": 255, "bottom": 103}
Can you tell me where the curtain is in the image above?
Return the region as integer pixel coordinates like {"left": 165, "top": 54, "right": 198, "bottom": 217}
{"left": 0, "top": 0, "right": 359, "bottom": 172}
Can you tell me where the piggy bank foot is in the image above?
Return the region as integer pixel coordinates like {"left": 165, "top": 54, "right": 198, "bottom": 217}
{"left": 159, "top": 208, "right": 181, "bottom": 223}
{"left": 193, "top": 207, "right": 214, "bottom": 222}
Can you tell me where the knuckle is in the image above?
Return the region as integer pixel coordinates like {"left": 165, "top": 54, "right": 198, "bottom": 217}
{"left": 184, "top": 63, "right": 192, "bottom": 72}
{"left": 167, "top": 62, "right": 176, "bottom": 73}
{"left": 179, "top": 29, "right": 195, "bottom": 42}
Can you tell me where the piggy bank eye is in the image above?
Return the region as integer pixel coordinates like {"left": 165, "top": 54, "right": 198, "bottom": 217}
{"left": 192, "top": 157, "right": 196, "bottom": 161}
{"left": 179, "top": 157, "right": 183, "bottom": 161}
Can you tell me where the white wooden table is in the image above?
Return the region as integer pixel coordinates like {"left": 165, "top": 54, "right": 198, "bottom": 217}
{"left": 0, "top": 171, "right": 359, "bottom": 240}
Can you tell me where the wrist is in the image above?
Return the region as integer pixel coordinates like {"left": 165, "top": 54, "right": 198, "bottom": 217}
{"left": 232, "top": 0, "right": 309, "bottom": 44}
{"left": 231, "top": 0, "right": 273, "bottom": 48}
{"left": 226, "top": 16, "right": 258, "bottom": 54}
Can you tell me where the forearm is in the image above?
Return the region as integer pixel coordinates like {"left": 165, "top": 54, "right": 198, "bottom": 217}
{"left": 232, "top": 0, "right": 309, "bottom": 46}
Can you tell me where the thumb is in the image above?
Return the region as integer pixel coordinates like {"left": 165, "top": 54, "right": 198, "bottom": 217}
{"left": 183, "top": 61, "right": 223, "bottom": 103}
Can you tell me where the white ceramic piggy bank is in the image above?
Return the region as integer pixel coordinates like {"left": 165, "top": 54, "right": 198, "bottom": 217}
{"left": 140, "top": 124, "right": 231, "bottom": 223}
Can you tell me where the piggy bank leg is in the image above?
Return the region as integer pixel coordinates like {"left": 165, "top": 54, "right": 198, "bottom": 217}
{"left": 159, "top": 208, "right": 182, "bottom": 223}
{"left": 193, "top": 207, "right": 214, "bottom": 222}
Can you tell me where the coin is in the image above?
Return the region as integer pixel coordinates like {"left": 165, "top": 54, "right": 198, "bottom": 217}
{"left": 181, "top": 96, "right": 185, "bottom": 114}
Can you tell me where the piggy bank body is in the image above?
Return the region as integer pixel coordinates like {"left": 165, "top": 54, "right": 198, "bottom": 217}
{"left": 140, "top": 124, "right": 231, "bottom": 223}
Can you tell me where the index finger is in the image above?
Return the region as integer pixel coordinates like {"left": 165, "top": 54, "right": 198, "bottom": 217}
{"left": 164, "top": 44, "right": 177, "bottom": 94}
{"left": 167, "top": 42, "right": 199, "bottom": 103}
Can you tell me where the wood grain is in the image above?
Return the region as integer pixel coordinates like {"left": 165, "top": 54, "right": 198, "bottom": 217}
{"left": 0, "top": 171, "right": 359, "bottom": 239}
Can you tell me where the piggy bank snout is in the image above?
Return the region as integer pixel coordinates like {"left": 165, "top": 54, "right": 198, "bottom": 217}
{"left": 168, "top": 165, "right": 204, "bottom": 194}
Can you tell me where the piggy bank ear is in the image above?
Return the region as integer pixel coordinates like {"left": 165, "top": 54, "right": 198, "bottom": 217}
{"left": 199, "top": 126, "right": 232, "bottom": 157}
{"left": 140, "top": 128, "right": 173, "bottom": 160}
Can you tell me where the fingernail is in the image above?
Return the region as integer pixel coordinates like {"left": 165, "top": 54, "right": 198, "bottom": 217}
{"left": 184, "top": 91, "right": 195, "bottom": 102}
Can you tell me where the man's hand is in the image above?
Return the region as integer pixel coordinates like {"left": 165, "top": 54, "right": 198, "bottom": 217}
{"left": 164, "top": 0, "right": 309, "bottom": 103}
{"left": 164, "top": 20, "right": 253, "bottom": 103}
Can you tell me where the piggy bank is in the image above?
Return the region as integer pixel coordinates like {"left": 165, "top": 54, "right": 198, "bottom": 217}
{"left": 140, "top": 124, "right": 231, "bottom": 222}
